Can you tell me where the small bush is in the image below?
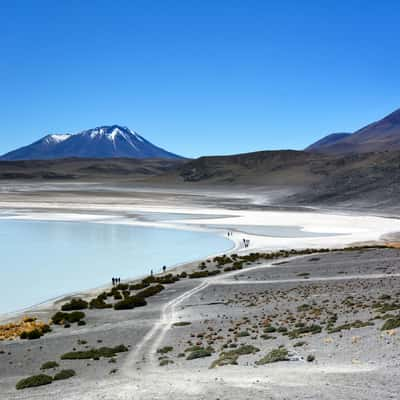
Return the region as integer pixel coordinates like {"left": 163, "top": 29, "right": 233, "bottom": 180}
{"left": 188, "top": 270, "right": 221, "bottom": 279}
{"left": 184, "top": 345, "right": 203, "bottom": 352}
{"left": 53, "top": 369, "right": 76, "bottom": 381}
{"left": 381, "top": 317, "right": 400, "bottom": 331}
{"left": 306, "top": 354, "right": 315, "bottom": 362}
{"left": 297, "top": 304, "right": 312, "bottom": 312}
{"left": 20, "top": 329, "right": 42, "bottom": 340}
{"left": 114, "top": 296, "right": 147, "bottom": 310}
{"left": 52, "top": 311, "right": 85, "bottom": 325}
{"left": 41, "top": 361, "right": 59, "bottom": 370}
{"left": 16, "top": 374, "right": 53, "bottom": 390}
{"left": 61, "top": 298, "right": 88, "bottom": 311}
{"left": 186, "top": 348, "right": 212, "bottom": 360}
{"left": 115, "top": 283, "right": 129, "bottom": 291}
{"left": 159, "top": 359, "right": 174, "bottom": 366}
{"left": 129, "top": 282, "right": 150, "bottom": 291}
{"left": 157, "top": 346, "right": 173, "bottom": 354}
{"left": 210, "top": 345, "right": 259, "bottom": 368}
{"left": 256, "top": 347, "right": 289, "bottom": 365}
{"left": 61, "top": 345, "right": 128, "bottom": 360}
{"left": 136, "top": 284, "right": 165, "bottom": 298}
{"left": 113, "top": 291, "right": 122, "bottom": 300}
{"left": 155, "top": 274, "right": 180, "bottom": 284}
{"left": 328, "top": 320, "right": 373, "bottom": 334}
{"left": 260, "top": 334, "right": 276, "bottom": 340}
{"left": 172, "top": 321, "right": 192, "bottom": 327}
{"left": 89, "top": 293, "right": 112, "bottom": 309}
{"left": 287, "top": 324, "right": 322, "bottom": 339}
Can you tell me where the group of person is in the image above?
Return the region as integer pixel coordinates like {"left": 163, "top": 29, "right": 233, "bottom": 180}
{"left": 112, "top": 277, "right": 121, "bottom": 286}
{"left": 242, "top": 238, "right": 250, "bottom": 248}
{"left": 227, "top": 231, "right": 250, "bottom": 248}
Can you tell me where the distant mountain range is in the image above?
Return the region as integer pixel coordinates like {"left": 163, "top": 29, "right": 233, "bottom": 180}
{"left": 306, "top": 108, "right": 400, "bottom": 154}
{"left": 3, "top": 107, "right": 400, "bottom": 161}
{"left": 0, "top": 125, "right": 182, "bottom": 160}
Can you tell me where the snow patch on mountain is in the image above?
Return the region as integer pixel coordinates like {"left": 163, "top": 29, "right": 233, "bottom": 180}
{"left": 44, "top": 134, "right": 72, "bottom": 144}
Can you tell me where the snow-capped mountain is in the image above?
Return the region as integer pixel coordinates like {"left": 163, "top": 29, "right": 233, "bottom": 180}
{"left": 1, "top": 126, "right": 182, "bottom": 160}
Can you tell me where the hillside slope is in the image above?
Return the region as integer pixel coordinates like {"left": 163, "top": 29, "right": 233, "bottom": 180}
{"left": 307, "top": 108, "right": 400, "bottom": 154}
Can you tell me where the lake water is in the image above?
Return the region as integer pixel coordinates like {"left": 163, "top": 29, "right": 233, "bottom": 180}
{"left": 0, "top": 219, "right": 232, "bottom": 314}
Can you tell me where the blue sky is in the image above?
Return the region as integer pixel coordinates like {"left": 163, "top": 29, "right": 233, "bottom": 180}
{"left": 1, "top": 0, "right": 400, "bottom": 158}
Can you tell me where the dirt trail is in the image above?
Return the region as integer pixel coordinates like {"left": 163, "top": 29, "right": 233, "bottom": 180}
{"left": 123, "top": 255, "right": 400, "bottom": 377}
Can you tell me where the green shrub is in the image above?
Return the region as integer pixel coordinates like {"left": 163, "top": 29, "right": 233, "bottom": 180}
{"left": 61, "top": 345, "right": 128, "bottom": 360}
{"left": 256, "top": 347, "right": 289, "bottom": 365}
{"left": 89, "top": 293, "right": 112, "bottom": 309}
{"left": 306, "top": 354, "right": 315, "bottom": 362}
{"left": 260, "top": 334, "right": 276, "bottom": 340}
{"left": 159, "top": 359, "right": 174, "bottom": 366}
{"left": 115, "top": 283, "right": 129, "bottom": 290}
{"left": 155, "top": 274, "right": 180, "bottom": 284}
{"left": 61, "top": 298, "right": 88, "bottom": 311}
{"left": 20, "top": 329, "right": 42, "bottom": 340}
{"left": 188, "top": 270, "right": 221, "bottom": 279}
{"left": 52, "top": 311, "right": 70, "bottom": 324}
{"left": 41, "top": 361, "right": 59, "bottom": 370}
{"left": 210, "top": 345, "right": 259, "bottom": 368}
{"left": 230, "top": 344, "right": 259, "bottom": 355}
{"left": 157, "top": 346, "right": 173, "bottom": 354}
{"left": 129, "top": 282, "right": 150, "bottom": 291}
{"left": 186, "top": 348, "right": 212, "bottom": 360}
{"left": 184, "top": 345, "right": 203, "bottom": 352}
{"left": 373, "top": 302, "right": 400, "bottom": 313}
{"left": 172, "top": 321, "right": 191, "bottom": 327}
{"left": 328, "top": 320, "right": 373, "bottom": 334}
{"left": 52, "top": 311, "right": 85, "bottom": 325}
{"left": 288, "top": 324, "right": 322, "bottom": 339}
{"left": 114, "top": 296, "right": 147, "bottom": 310}
{"left": 136, "top": 284, "right": 165, "bottom": 298}
{"left": 16, "top": 374, "right": 53, "bottom": 390}
{"left": 142, "top": 275, "right": 156, "bottom": 284}
{"left": 297, "top": 304, "right": 312, "bottom": 312}
{"left": 113, "top": 291, "right": 122, "bottom": 300}
{"left": 53, "top": 369, "right": 76, "bottom": 381}
{"left": 381, "top": 317, "right": 400, "bottom": 331}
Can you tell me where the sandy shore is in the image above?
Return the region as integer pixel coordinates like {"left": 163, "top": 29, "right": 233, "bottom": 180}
{"left": 1, "top": 185, "right": 400, "bottom": 399}
{"left": 2, "top": 248, "right": 400, "bottom": 399}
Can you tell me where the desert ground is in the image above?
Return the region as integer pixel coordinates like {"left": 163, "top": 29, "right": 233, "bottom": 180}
{"left": 1, "top": 183, "right": 400, "bottom": 399}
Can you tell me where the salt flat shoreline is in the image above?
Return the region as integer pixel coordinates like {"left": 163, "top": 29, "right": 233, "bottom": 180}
{"left": 2, "top": 197, "right": 400, "bottom": 321}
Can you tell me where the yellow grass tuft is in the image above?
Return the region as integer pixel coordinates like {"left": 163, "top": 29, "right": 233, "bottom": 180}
{"left": 0, "top": 317, "right": 49, "bottom": 340}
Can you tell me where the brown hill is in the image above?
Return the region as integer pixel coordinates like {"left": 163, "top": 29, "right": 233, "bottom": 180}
{"left": 307, "top": 108, "right": 400, "bottom": 154}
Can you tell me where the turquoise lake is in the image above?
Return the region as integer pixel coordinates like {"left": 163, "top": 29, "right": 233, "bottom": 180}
{"left": 0, "top": 219, "right": 232, "bottom": 314}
